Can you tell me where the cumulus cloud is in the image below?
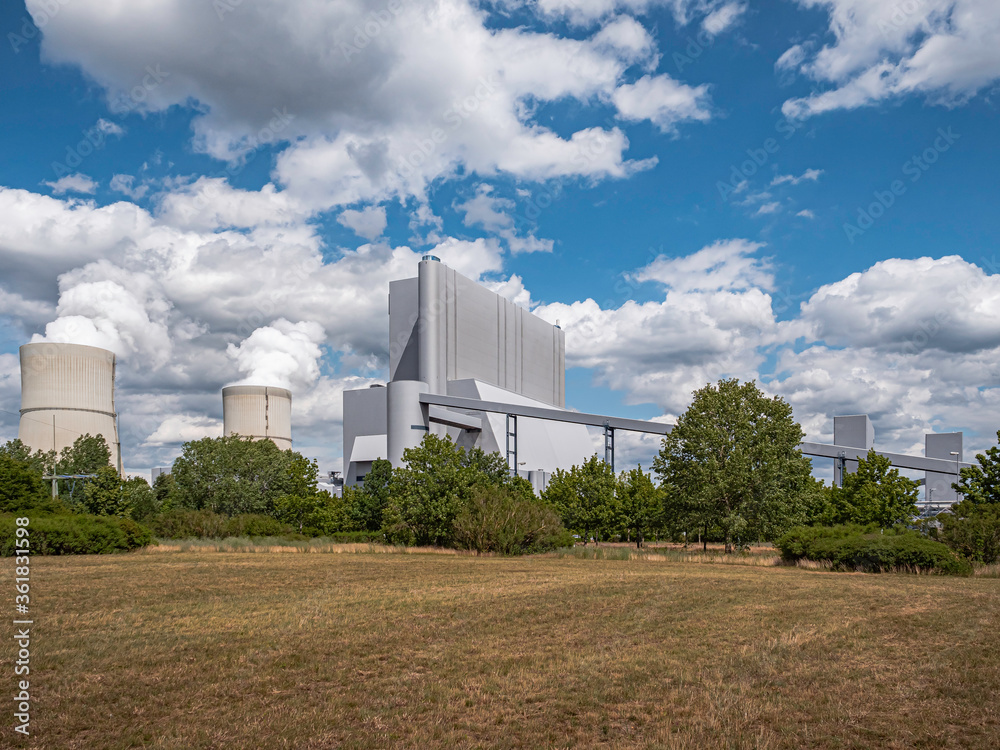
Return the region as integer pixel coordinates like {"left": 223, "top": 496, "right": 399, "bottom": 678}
{"left": 227, "top": 319, "right": 326, "bottom": 391}
{"left": 144, "top": 414, "right": 223, "bottom": 446}
{"left": 631, "top": 239, "right": 772, "bottom": 292}
{"left": 28, "top": 0, "right": 711, "bottom": 210}
{"left": 337, "top": 206, "right": 388, "bottom": 241}
{"left": 612, "top": 74, "right": 712, "bottom": 133}
{"left": 110, "top": 174, "right": 149, "bottom": 201}
{"left": 780, "top": 0, "right": 1000, "bottom": 118}
{"left": 43, "top": 174, "right": 97, "bottom": 195}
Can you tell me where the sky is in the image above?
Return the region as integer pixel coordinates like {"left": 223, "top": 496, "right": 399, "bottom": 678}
{"left": 1, "top": 0, "right": 999, "bottom": 480}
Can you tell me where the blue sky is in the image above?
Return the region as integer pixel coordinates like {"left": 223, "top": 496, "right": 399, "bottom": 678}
{"left": 1, "top": 0, "right": 999, "bottom": 476}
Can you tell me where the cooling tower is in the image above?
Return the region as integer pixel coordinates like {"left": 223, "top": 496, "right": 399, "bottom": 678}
{"left": 222, "top": 385, "right": 292, "bottom": 450}
{"left": 18, "top": 342, "right": 121, "bottom": 468}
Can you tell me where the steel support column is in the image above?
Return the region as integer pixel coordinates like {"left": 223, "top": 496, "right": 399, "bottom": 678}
{"left": 506, "top": 413, "right": 518, "bottom": 476}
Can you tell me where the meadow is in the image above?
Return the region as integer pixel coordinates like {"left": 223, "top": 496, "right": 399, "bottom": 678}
{"left": 3, "top": 545, "right": 999, "bottom": 749}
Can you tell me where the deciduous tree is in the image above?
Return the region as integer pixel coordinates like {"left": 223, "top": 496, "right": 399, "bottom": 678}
{"left": 653, "top": 379, "right": 812, "bottom": 552}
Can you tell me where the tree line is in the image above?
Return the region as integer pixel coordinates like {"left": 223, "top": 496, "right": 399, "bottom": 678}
{"left": 3, "top": 378, "right": 999, "bottom": 561}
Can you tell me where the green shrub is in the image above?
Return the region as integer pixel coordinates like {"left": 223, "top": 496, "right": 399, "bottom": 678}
{"left": 776, "top": 524, "right": 971, "bottom": 575}
{"left": 937, "top": 502, "right": 1000, "bottom": 564}
{"left": 452, "top": 485, "right": 570, "bottom": 555}
{"left": 0, "top": 513, "right": 153, "bottom": 555}
{"left": 147, "top": 509, "right": 229, "bottom": 539}
{"left": 321, "top": 530, "right": 387, "bottom": 543}
{"left": 148, "top": 509, "right": 295, "bottom": 539}
{"left": 221, "top": 514, "right": 292, "bottom": 538}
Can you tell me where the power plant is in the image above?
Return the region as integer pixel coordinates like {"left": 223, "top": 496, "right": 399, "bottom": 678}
{"left": 9, "top": 259, "right": 977, "bottom": 502}
{"left": 222, "top": 385, "right": 293, "bottom": 450}
{"left": 342, "top": 255, "right": 593, "bottom": 487}
{"left": 17, "top": 342, "right": 121, "bottom": 470}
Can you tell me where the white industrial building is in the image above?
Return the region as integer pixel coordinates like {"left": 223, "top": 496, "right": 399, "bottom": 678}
{"left": 343, "top": 256, "right": 593, "bottom": 488}
{"left": 17, "top": 342, "right": 121, "bottom": 471}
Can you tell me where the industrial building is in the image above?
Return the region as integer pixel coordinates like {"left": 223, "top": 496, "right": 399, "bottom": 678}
{"left": 12, "top": 261, "right": 975, "bottom": 504}
{"left": 342, "top": 256, "right": 593, "bottom": 487}
{"left": 222, "top": 385, "right": 293, "bottom": 450}
{"left": 17, "top": 342, "right": 121, "bottom": 471}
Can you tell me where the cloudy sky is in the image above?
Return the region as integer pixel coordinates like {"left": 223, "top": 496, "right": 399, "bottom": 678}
{"left": 2, "top": 0, "right": 999, "bottom": 478}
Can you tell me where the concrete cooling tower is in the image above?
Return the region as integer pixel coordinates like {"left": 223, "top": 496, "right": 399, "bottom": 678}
{"left": 18, "top": 342, "right": 121, "bottom": 468}
{"left": 222, "top": 385, "right": 292, "bottom": 450}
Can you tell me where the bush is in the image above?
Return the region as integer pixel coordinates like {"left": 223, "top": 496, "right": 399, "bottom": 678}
{"left": 453, "top": 485, "right": 571, "bottom": 555}
{"left": 937, "top": 503, "right": 1000, "bottom": 564}
{"left": 776, "top": 524, "right": 971, "bottom": 575}
{"left": 0, "top": 513, "right": 152, "bottom": 555}
{"left": 147, "top": 509, "right": 295, "bottom": 539}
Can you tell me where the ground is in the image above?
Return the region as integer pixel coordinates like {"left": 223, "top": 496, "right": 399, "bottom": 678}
{"left": 3, "top": 545, "right": 999, "bottom": 749}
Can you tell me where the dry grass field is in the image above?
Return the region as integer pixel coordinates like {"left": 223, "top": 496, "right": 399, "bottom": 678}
{"left": 3, "top": 546, "right": 999, "bottom": 749}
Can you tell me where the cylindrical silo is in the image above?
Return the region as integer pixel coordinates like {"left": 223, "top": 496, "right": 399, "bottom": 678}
{"left": 222, "top": 385, "right": 292, "bottom": 450}
{"left": 18, "top": 342, "right": 121, "bottom": 468}
{"left": 387, "top": 379, "right": 428, "bottom": 467}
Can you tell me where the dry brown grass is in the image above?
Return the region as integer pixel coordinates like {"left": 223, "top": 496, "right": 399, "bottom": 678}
{"left": 4, "top": 548, "right": 999, "bottom": 749}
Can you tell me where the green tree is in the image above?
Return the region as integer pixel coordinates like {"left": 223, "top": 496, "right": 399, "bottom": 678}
{"left": 125, "top": 476, "right": 158, "bottom": 520}
{"left": 653, "top": 379, "right": 812, "bottom": 552}
{"left": 383, "top": 434, "right": 471, "bottom": 546}
{"left": 836, "top": 449, "right": 919, "bottom": 527}
{"left": 153, "top": 472, "right": 182, "bottom": 512}
{"left": 171, "top": 436, "right": 318, "bottom": 516}
{"left": 953, "top": 430, "right": 1000, "bottom": 505}
{"left": 1, "top": 439, "right": 54, "bottom": 476}
{"left": 616, "top": 464, "right": 661, "bottom": 547}
{"left": 0, "top": 453, "right": 48, "bottom": 512}
{"left": 351, "top": 458, "right": 393, "bottom": 531}
{"left": 57, "top": 434, "right": 112, "bottom": 475}
{"left": 82, "top": 465, "right": 131, "bottom": 517}
{"left": 938, "top": 502, "right": 1000, "bottom": 564}
{"left": 543, "top": 455, "right": 618, "bottom": 543}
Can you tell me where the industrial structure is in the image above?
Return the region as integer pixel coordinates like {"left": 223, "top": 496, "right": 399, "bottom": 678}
{"left": 342, "top": 255, "right": 593, "bottom": 487}
{"left": 10, "top": 261, "right": 977, "bottom": 507}
{"left": 222, "top": 385, "right": 293, "bottom": 450}
{"left": 343, "top": 257, "right": 975, "bottom": 505}
{"left": 17, "top": 342, "right": 121, "bottom": 471}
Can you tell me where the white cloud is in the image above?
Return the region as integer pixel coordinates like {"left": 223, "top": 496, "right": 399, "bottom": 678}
{"left": 780, "top": 0, "right": 1000, "bottom": 118}
{"left": 337, "top": 206, "right": 388, "bottom": 241}
{"left": 754, "top": 201, "right": 781, "bottom": 216}
{"left": 795, "top": 255, "right": 1000, "bottom": 354}
{"left": 771, "top": 168, "right": 823, "bottom": 186}
{"left": 796, "top": 209, "right": 816, "bottom": 219}
{"left": 456, "top": 184, "right": 555, "bottom": 254}
{"left": 227, "top": 319, "right": 326, "bottom": 391}
{"left": 631, "top": 238, "right": 772, "bottom": 292}
{"left": 613, "top": 74, "right": 712, "bottom": 133}
{"left": 44, "top": 174, "right": 97, "bottom": 195}
{"left": 702, "top": 2, "right": 746, "bottom": 36}
{"left": 144, "top": 414, "right": 223, "bottom": 446}
{"left": 28, "top": 0, "right": 710, "bottom": 210}
{"left": 110, "top": 174, "right": 149, "bottom": 200}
